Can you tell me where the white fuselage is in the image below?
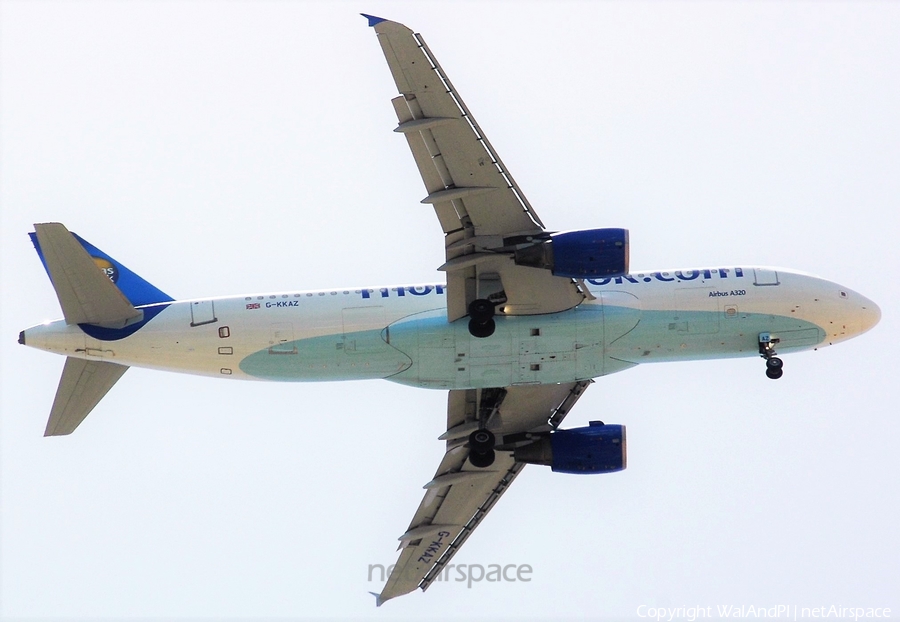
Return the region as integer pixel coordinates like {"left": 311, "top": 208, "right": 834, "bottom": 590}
{"left": 23, "top": 266, "right": 881, "bottom": 389}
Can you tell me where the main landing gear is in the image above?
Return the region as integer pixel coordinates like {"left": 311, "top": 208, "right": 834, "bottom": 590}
{"left": 759, "top": 332, "right": 784, "bottom": 380}
{"left": 468, "top": 298, "right": 496, "bottom": 339}
{"left": 468, "top": 428, "right": 496, "bottom": 468}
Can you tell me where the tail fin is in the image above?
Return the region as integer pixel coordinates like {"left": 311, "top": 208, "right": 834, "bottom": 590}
{"left": 27, "top": 223, "right": 170, "bottom": 435}
{"left": 30, "top": 223, "right": 173, "bottom": 311}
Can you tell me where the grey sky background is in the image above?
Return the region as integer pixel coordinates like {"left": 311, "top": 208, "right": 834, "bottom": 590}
{"left": 1, "top": 1, "right": 898, "bottom": 620}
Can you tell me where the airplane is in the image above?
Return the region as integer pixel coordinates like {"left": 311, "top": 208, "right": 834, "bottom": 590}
{"left": 18, "top": 14, "right": 880, "bottom": 606}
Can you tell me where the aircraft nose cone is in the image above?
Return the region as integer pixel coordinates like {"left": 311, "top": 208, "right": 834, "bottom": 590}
{"left": 856, "top": 294, "right": 881, "bottom": 335}
{"left": 819, "top": 284, "right": 881, "bottom": 345}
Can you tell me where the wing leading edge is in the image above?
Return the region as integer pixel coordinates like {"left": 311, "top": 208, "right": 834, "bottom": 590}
{"left": 377, "top": 381, "right": 591, "bottom": 604}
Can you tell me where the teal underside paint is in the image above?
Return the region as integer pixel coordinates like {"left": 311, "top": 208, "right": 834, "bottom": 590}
{"left": 238, "top": 326, "right": 412, "bottom": 382}
{"left": 386, "top": 308, "right": 603, "bottom": 389}
{"left": 609, "top": 309, "right": 825, "bottom": 364}
{"left": 238, "top": 305, "right": 825, "bottom": 388}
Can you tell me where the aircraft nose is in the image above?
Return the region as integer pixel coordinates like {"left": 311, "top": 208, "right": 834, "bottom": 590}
{"left": 855, "top": 293, "right": 881, "bottom": 335}
{"left": 817, "top": 284, "right": 881, "bottom": 345}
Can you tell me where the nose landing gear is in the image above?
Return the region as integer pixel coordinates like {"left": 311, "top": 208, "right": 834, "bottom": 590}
{"left": 765, "top": 357, "right": 784, "bottom": 379}
{"left": 468, "top": 298, "right": 496, "bottom": 338}
{"left": 759, "top": 333, "right": 784, "bottom": 380}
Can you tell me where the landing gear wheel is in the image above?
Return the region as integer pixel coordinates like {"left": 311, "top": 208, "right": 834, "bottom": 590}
{"left": 469, "top": 449, "right": 495, "bottom": 468}
{"left": 468, "top": 429, "right": 496, "bottom": 467}
{"left": 759, "top": 334, "right": 784, "bottom": 380}
{"left": 468, "top": 299, "right": 495, "bottom": 321}
{"left": 468, "top": 429, "right": 496, "bottom": 453}
{"left": 766, "top": 357, "right": 784, "bottom": 370}
{"left": 468, "top": 298, "right": 497, "bottom": 338}
{"left": 468, "top": 317, "right": 496, "bottom": 339}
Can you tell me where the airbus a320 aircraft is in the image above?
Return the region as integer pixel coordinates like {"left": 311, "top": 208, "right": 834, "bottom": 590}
{"left": 19, "top": 15, "right": 880, "bottom": 605}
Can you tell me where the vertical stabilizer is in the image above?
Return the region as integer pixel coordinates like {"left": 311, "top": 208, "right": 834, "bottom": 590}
{"left": 45, "top": 358, "right": 129, "bottom": 436}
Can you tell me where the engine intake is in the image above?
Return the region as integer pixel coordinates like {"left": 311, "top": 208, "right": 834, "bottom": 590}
{"left": 513, "top": 228, "right": 629, "bottom": 279}
{"left": 514, "top": 422, "right": 626, "bottom": 474}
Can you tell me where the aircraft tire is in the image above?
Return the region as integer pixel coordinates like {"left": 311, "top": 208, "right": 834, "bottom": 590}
{"left": 469, "top": 449, "right": 495, "bottom": 468}
{"left": 468, "top": 298, "right": 495, "bottom": 322}
{"left": 469, "top": 317, "right": 495, "bottom": 338}
{"left": 469, "top": 429, "right": 496, "bottom": 453}
{"left": 766, "top": 367, "right": 783, "bottom": 380}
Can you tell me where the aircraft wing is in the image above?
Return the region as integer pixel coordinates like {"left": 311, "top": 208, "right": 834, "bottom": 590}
{"left": 365, "top": 16, "right": 585, "bottom": 321}
{"left": 376, "top": 380, "right": 591, "bottom": 604}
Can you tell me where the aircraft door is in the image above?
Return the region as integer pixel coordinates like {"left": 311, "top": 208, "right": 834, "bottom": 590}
{"left": 268, "top": 323, "right": 297, "bottom": 354}
{"left": 753, "top": 269, "right": 780, "bottom": 286}
{"left": 190, "top": 300, "right": 217, "bottom": 327}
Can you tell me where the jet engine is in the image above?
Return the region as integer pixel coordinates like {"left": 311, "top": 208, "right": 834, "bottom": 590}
{"left": 513, "top": 228, "right": 629, "bottom": 279}
{"left": 514, "top": 422, "right": 626, "bottom": 474}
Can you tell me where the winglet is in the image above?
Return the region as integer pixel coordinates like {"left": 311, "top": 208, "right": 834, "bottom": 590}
{"left": 367, "top": 591, "right": 384, "bottom": 607}
{"left": 360, "top": 13, "right": 387, "bottom": 27}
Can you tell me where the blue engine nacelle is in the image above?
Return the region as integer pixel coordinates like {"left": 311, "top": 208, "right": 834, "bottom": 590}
{"left": 513, "top": 228, "right": 629, "bottom": 278}
{"left": 513, "top": 422, "right": 626, "bottom": 474}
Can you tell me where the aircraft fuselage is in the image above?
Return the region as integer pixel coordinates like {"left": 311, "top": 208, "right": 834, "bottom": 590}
{"left": 23, "top": 266, "right": 880, "bottom": 390}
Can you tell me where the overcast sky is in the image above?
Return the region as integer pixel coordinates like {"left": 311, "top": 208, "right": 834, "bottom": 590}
{"left": 1, "top": 2, "right": 898, "bottom": 620}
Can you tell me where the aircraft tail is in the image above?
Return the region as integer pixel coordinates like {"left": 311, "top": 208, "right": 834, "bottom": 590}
{"left": 30, "top": 223, "right": 173, "bottom": 322}
{"left": 27, "top": 223, "right": 172, "bottom": 435}
{"left": 44, "top": 358, "right": 129, "bottom": 436}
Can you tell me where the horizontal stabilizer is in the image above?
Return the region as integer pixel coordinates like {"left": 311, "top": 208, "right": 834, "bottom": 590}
{"left": 33, "top": 223, "right": 142, "bottom": 327}
{"left": 45, "top": 357, "right": 129, "bottom": 436}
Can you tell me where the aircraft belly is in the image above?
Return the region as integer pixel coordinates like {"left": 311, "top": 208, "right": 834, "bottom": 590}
{"left": 236, "top": 300, "right": 424, "bottom": 381}
{"left": 239, "top": 329, "right": 412, "bottom": 381}
{"left": 608, "top": 309, "right": 825, "bottom": 363}
{"left": 386, "top": 307, "right": 610, "bottom": 389}
{"left": 591, "top": 271, "right": 840, "bottom": 363}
